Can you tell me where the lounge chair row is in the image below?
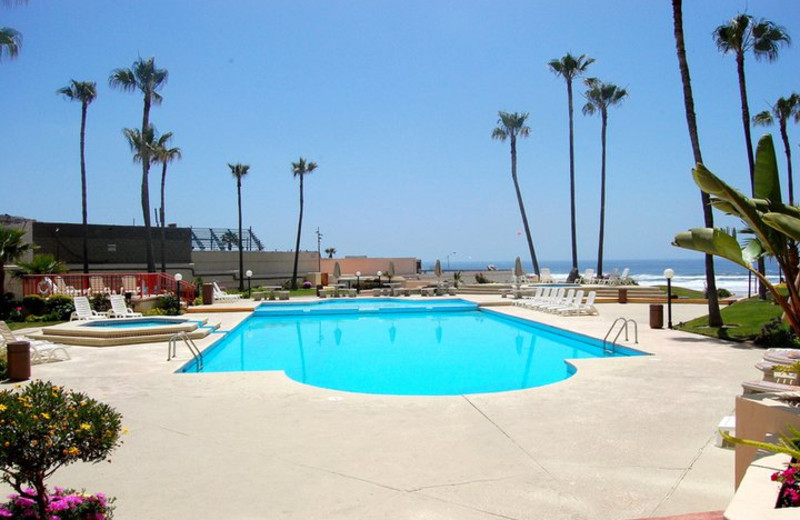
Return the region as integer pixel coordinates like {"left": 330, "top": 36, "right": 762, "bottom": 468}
{"left": 513, "top": 287, "right": 598, "bottom": 316}
{"left": 578, "top": 268, "right": 634, "bottom": 286}
{"left": 0, "top": 321, "right": 70, "bottom": 364}
{"left": 69, "top": 295, "right": 142, "bottom": 321}
{"left": 213, "top": 282, "right": 242, "bottom": 302}
{"left": 742, "top": 348, "right": 800, "bottom": 394}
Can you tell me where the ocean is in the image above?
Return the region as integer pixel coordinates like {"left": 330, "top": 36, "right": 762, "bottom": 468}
{"left": 426, "top": 257, "right": 781, "bottom": 296}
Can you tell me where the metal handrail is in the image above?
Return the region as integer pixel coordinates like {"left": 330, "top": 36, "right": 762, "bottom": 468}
{"left": 603, "top": 317, "right": 638, "bottom": 354}
{"left": 167, "top": 331, "right": 203, "bottom": 371}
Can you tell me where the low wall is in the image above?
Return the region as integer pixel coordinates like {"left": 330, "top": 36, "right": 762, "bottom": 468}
{"left": 320, "top": 257, "right": 418, "bottom": 277}
{"left": 190, "top": 250, "right": 319, "bottom": 285}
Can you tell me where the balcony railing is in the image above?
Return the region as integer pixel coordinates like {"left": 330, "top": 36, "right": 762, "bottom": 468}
{"left": 22, "top": 273, "right": 195, "bottom": 302}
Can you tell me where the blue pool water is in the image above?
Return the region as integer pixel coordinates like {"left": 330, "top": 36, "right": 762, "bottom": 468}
{"left": 183, "top": 299, "right": 644, "bottom": 395}
{"left": 84, "top": 318, "right": 189, "bottom": 329}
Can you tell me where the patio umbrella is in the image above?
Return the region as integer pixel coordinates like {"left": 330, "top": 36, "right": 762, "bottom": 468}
{"left": 388, "top": 261, "right": 396, "bottom": 278}
{"left": 434, "top": 259, "right": 442, "bottom": 278}
{"left": 514, "top": 256, "right": 524, "bottom": 286}
{"left": 334, "top": 261, "right": 341, "bottom": 280}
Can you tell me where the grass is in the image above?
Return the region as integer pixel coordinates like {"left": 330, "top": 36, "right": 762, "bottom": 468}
{"left": 7, "top": 321, "right": 64, "bottom": 331}
{"left": 654, "top": 285, "right": 705, "bottom": 299}
{"left": 676, "top": 297, "right": 783, "bottom": 341}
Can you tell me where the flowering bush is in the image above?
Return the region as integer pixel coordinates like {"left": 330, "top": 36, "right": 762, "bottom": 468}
{"left": 302, "top": 281, "right": 313, "bottom": 289}
{"left": 0, "top": 381, "right": 123, "bottom": 518}
{"left": 773, "top": 463, "right": 800, "bottom": 508}
{"left": 0, "top": 487, "right": 114, "bottom": 519}
{"left": 8, "top": 306, "right": 23, "bottom": 323}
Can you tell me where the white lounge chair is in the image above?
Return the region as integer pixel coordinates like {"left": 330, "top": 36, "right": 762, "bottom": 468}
{"left": 541, "top": 289, "right": 575, "bottom": 313}
{"left": 107, "top": 294, "right": 143, "bottom": 319}
{"left": 552, "top": 290, "right": 586, "bottom": 315}
{"left": 528, "top": 287, "right": 564, "bottom": 311}
{"left": 539, "top": 268, "right": 555, "bottom": 283}
{"left": 212, "top": 282, "right": 242, "bottom": 301}
{"left": 69, "top": 296, "right": 106, "bottom": 321}
{"left": 0, "top": 321, "right": 71, "bottom": 363}
{"left": 572, "top": 291, "right": 599, "bottom": 316}
{"left": 579, "top": 268, "right": 597, "bottom": 285}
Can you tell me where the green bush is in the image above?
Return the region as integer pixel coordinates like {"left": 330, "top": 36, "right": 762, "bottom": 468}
{"left": 143, "top": 308, "right": 167, "bottom": 316}
{"left": 0, "top": 348, "right": 6, "bottom": 381}
{"left": 475, "top": 272, "right": 491, "bottom": 284}
{"left": 754, "top": 318, "right": 799, "bottom": 349}
{"left": 90, "top": 294, "right": 111, "bottom": 313}
{"left": 45, "top": 295, "right": 74, "bottom": 321}
{"left": 21, "top": 295, "right": 46, "bottom": 317}
{"left": 158, "top": 295, "right": 181, "bottom": 316}
{"left": 0, "top": 381, "right": 123, "bottom": 516}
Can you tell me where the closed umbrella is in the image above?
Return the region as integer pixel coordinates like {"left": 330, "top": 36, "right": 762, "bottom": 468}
{"left": 434, "top": 259, "right": 442, "bottom": 278}
{"left": 514, "top": 256, "right": 524, "bottom": 286}
{"left": 334, "top": 261, "right": 341, "bottom": 280}
{"left": 388, "top": 261, "right": 396, "bottom": 278}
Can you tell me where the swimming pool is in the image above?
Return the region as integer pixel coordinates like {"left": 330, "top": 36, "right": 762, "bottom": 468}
{"left": 83, "top": 317, "right": 190, "bottom": 329}
{"left": 182, "top": 299, "right": 644, "bottom": 395}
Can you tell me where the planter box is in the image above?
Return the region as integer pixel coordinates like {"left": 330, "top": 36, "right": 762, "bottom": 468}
{"left": 725, "top": 452, "right": 798, "bottom": 520}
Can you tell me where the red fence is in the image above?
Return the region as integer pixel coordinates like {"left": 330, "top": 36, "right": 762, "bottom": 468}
{"left": 22, "top": 273, "right": 195, "bottom": 302}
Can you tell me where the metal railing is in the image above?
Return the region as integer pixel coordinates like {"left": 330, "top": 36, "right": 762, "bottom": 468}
{"left": 167, "top": 331, "right": 203, "bottom": 371}
{"left": 603, "top": 317, "right": 638, "bottom": 354}
{"left": 22, "top": 272, "right": 195, "bottom": 302}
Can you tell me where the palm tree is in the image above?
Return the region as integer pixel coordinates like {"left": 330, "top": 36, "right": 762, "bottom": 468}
{"left": 0, "top": 27, "right": 21, "bottom": 61}
{"left": 671, "top": 0, "right": 723, "bottom": 327}
{"left": 324, "top": 247, "right": 337, "bottom": 258}
{"left": 548, "top": 53, "right": 594, "bottom": 275}
{"left": 290, "top": 158, "right": 318, "bottom": 290}
{"left": 714, "top": 14, "right": 790, "bottom": 300}
{"left": 57, "top": 80, "right": 97, "bottom": 274}
{"left": 109, "top": 57, "right": 169, "bottom": 273}
{"left": 753, "top": 94, "right": 800, "bottom": 204}
{"left": 0, "top": 225, "right": 32, "bottom": 301}
{"left": 152, "top": 132, "right": 181, "bottom": 272}
{"left": 123, "top": 126, "right": 156, "bottom": 164}
{"left": 228, "top": 163, "right": 250, "bottom": 291}
{"left": 582, "top": 78, "right": 628, "bottom": 277}
{"left": 492, "top": 111, "right": 540, "bottom": 277}
{"left": 220, "top": 231, "right": 238, "bottom": 251}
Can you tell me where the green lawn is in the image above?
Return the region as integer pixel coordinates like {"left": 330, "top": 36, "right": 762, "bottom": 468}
{"left": 654, "top": 285, "right": 705, "bottom": 299}
{"left": 7, "top": 321, "right": 64, "bottom": 331}
{"left": 676, "top": 297, "right": 783, "bottom": 341}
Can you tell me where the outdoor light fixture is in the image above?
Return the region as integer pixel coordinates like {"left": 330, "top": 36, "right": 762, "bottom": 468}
{"left": 356, "top": 271, "right": 361, "bottom": 293}
{"left": 664, "top": 268, "right": 675, "bottom": 329}
{"left": 174, "top": 273, "right": 183, "bottom": 302}
{"left": 377, "top": 270, "right": 382, "bottom": 288}
{"left": 245, "top": 269, "right": 253, "bottom": 295}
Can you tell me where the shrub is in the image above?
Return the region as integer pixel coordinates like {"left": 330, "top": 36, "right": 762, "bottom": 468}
{"left": 475, "top": 272, "right": 490, "bottom": 284}
{"left": 90, "top": 294, "right": 111, "bottom": 313}
{"left": 143, "top": 308, "right": 167, "bottom": 316}
{"left": 21, "top": 295, "right": 47, "bottom": 317}
{"left": 0, "top": 381, "right": 123, "bottom": 517}
{"left": 302, "top": 281, "right": 313, "bottom": 289}
{"left": 1, "top": 487, "right": 115, "bottom": 519}
{"left": 7, "top": 305, "right": 23, "bottom": 323}
{"left": 754, "top": 318, "right": 800, "bottom": 349}
{"left": 45, "top": 295, "right": 74, "bottom": 321}
{"left": 158, "top": 294, "right": 181, "bottom": 316}
{"left": 0, "top": 348, "right": 6, "bottom": 381}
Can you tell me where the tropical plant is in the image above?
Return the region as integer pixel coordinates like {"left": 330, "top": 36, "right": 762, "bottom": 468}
{"left": 582, "top": 78, "right": 628, "bottom": 277}
{"left": 491, "top": 111, "right": 540, "bottom": 276}
{"left": 109, "top": 57, "right": 169, "bottom": 273}
{"left": 753, "top": 94, "right": 800, "bottom": 204}
{"left": 220, "top": 230, "right": 238, "bottom": 251}
{"left": 228, "top": 163, "right": 250, "bottom": 291}
{"left": 290, "top": 157, "right": 318, "bottom": 290}
{"left": 0, "top": 226, "right": 32, "bottom": 304}
{"left": 14, "top": 254, "right": 67, "bottom": 276}
{"left": 152, "top": 131, "right": 181, "bottom": 272}
{"left": 674, "top": 134, "right": 800, "bottom": 335}
{"left": 0, "top": 380, "right": 123, "bottom": 518}
{"left": 0, "top": 27, "right": 20, "bottom": 61}
{"left": 57, "top": 80, "right": 97, "bottom": 274}
{"left": 671, "top": 0, "right": 723, "bottom": 327}
{"left": 324, "top": 247, "right": 336, "bottom": 258}
{"left": 548, "top": 53, "right": 593, "bottom": 273}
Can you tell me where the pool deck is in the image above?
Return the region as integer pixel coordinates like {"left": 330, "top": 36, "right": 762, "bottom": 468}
{"left": 1, "top": 296, "right": 763, "bottom": 519}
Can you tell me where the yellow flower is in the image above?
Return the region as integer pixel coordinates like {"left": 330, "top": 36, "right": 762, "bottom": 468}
{"left": 0, "top": 404, "right": 6, "bottom": 412}
{"left": 122, "top": 427, "right": 130, "bottom": 435}
{"left": 65, "top": 446, "right": 80, "bottom": 456}
{"left": 79, "top": 423, "right": 91, "bottom": 431}
{"left": 30, "top": 440, "right": 37, "bottom": 447}
{"left": 41, "top": 413, "right": 50, "bottom": 420}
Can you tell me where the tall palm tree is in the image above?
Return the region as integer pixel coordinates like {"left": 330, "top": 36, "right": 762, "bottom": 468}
{"left": 753, "top": 94, "right": 800, "bottom": 204}
{"left": 671, "top": 0, "right": 723, "bottom": 327}
{"left": 109, "top": 57, "right": 169, "bottom": 273}
{"left": 290, "top": 158, "right": 318, "bottom": 290}
{"left": 714, "top": 14, "right": 791, "bottom": 191}
{"left": 0, "top": 27, "right": 21, "bottom": 61}
{"left": 152, "top": 132, "right": 181, "bottom": 273}
{"left": 548, "top": 53, "right": 594, "bottom": 275}
{"left": 228, "top": 163, "right": 250, "bottom": 291}
{"left": 492, "top": 111, "right": 540, "bottom": 276}
{"left": 57, "top": 80, "right": 97, "bottom": 274}
{"left": 714, "top": 14, "right": 790, "bottom": 299}
{"left": 0, "top": 225, "right": 32, "bottom": 301}
{"left": 582, "top": 78, "right": 628, "bottom": 277}
{"left": 324, "top": 247, "right": 337, "bottom": 258}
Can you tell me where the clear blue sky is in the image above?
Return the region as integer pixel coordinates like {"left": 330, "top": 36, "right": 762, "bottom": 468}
{"left": 1, "top": 1, "right": 799, "bottom": 265}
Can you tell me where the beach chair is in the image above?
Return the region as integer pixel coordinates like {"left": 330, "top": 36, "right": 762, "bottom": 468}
{"left": 529, "top": 287, "right": 564, "bottom": 311}
{"left": 0, "top": 321, "right": 71, "bottom": 363}
{"left": 89, "top": 276, "right": 110, "bottom": 296}
{"left": 120, "top": 275, "right": 140, "bottom": 295}
{"left": 539, "top": 268, "right": 555, "bottom": 283}
{"left": 579, "top": 269, "right": 596, "bottom": 285}
{"left": 212, "top": 282, "right": 242, "bottom": 301}
{"left": 69, "top": 296, "right": 106, "bottom": 321}
{"left": 552, "top": 290, "right": 586, "bottom": 315}
{"left": 763, "top": 349, "right": 800, "bottom": 365}
{"left": 572, "top": 291, "right": 598, "bottom": 316}
{"left": 53, "top": 277, "right": 78, "bottom": 296}
{"left": 107, "top": 294, "right": 143, "bottom": 319}
{"left": 541, "top": 289, "right": 575, "bottom": 313}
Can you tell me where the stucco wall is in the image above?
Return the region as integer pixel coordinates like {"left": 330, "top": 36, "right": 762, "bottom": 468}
{"left": 320, "top": 257, "right": 418, "bottom": 277}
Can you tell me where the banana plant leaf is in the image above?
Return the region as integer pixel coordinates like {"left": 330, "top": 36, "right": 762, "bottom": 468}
{"left": 672, "top": 228, "right": 762, "bottom": 267}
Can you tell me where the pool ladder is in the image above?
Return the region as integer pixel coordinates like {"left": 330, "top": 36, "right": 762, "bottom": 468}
{"left": 603, "top": 318, "right": 638, "bottom": 354}
{"left": 167, "top": 331, "right": 203, "bottom": 371}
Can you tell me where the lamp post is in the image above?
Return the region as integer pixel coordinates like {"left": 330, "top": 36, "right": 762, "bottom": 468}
{"left": 377, "top": 271, "right": 382, "bottom": 289}
{"left": 664, "top": 268, "right": 675, "bottom": 329}
{"left": 245, "top": 269, "right": 252, "bottom": 297}
{"left": 174, "top": 273, "right": 183, "bottom": 303}
{"left": 356, "top": 271, "right": 361, "bottom": 293}
{"left": 446, "top": 251, "right": 456, "bottom": 270}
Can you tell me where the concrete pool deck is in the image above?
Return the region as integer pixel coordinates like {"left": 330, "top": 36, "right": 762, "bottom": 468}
{"left": 1, "top": 296, "right": 763, "bottom": 519}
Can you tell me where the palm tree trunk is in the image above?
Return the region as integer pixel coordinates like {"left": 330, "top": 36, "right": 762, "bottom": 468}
{"left": 237, "top": 178, "right": 244, "bottom": 291}
{"left": 141, "top": 94, "right": 155, "bottom": 273}
{"left": 567, "top": 78, "right": 578, "bottom": 271}
{"left": 80, "top": 101, "right": 89, "bottom": 274}
{"left": 510, "top": 136, "right": 540, "bottom": 276}
{"left": 160, "top": 162, "right": 167, "bottom": 273}
{"left": 596, "top": 111, "right": 607, "bottom": 276}
{"left": 291, "top": 175, "right": 304, "bottom": 290}
{"left": 780, "top": 119, "right": 794, "bottom": 205}
{"left": 672, "top": 0, "right": 723, "bottom": 327}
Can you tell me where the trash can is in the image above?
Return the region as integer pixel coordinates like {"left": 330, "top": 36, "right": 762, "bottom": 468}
{"left": 202, "top": 283, "right": 215, "bottom": 305}
{"left": 650, "top": 304, "right": 664, "bottom": 329}
{"left": 618, "top": 288, "right": 628, "bottom": 304}
{"left": 6, "top": 341, "right": 31, "bottom": 382}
